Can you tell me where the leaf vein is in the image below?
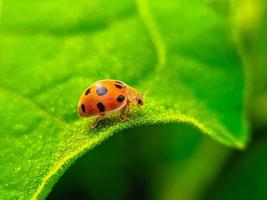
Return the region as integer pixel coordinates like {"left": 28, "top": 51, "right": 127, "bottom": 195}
{"left": 135, "top": 0, "right": 166, "bottom": 73}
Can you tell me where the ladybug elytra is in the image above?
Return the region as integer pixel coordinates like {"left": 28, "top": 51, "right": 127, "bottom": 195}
{"left": 78, "top": 80, "right": 143, "bottom": 128}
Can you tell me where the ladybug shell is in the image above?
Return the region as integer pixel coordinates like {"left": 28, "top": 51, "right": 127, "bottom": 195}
{"left": 78, "top": 80, "right": 127, "bottom": 117}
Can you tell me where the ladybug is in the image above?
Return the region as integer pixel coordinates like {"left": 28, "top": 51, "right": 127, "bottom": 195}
{"left": 78, "top": 79, "right": 143, "bottom": 128}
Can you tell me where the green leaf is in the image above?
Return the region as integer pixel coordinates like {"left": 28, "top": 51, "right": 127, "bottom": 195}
{"left": 0, "top": 0, "right": 248, "bottom": 199}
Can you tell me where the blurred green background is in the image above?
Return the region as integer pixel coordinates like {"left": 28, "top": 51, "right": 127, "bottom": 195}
{"left": 1, "top": 0, "right": 267, "bottom": 199}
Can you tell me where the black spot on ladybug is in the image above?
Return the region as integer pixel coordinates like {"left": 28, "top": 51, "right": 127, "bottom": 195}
{"left": 115, "top": 81, "right": 124, "bottom": 89}
{"left": 97, "top": 102, "right": 105, "bottom": 112}
{"left": 96, "top": 86, "right": 108, "bottom": 96}
{"left": 81, "top": 104, "right": 86, "bottom": 113}
{"left": 85, "top": 88, "right": 91, "bottom": 95}
{"left": 117, "top": 95, "right": 125, "bottom": 102}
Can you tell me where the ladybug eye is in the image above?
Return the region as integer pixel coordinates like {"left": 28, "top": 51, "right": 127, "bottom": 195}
{"left": 137, "top": 98, "right": 143, "bottom": 105}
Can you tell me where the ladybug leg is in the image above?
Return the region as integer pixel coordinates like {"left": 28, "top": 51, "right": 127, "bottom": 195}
{"left": 91, "top": 114, "right": 105, "bottom": 129}
{"left": 120, "top": 103, "right": 130, "bottom": 122}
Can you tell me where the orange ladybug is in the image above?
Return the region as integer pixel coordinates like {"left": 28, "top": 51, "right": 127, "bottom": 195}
{"left": 78, "top": 80, "right": 143, "bottom": 128}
